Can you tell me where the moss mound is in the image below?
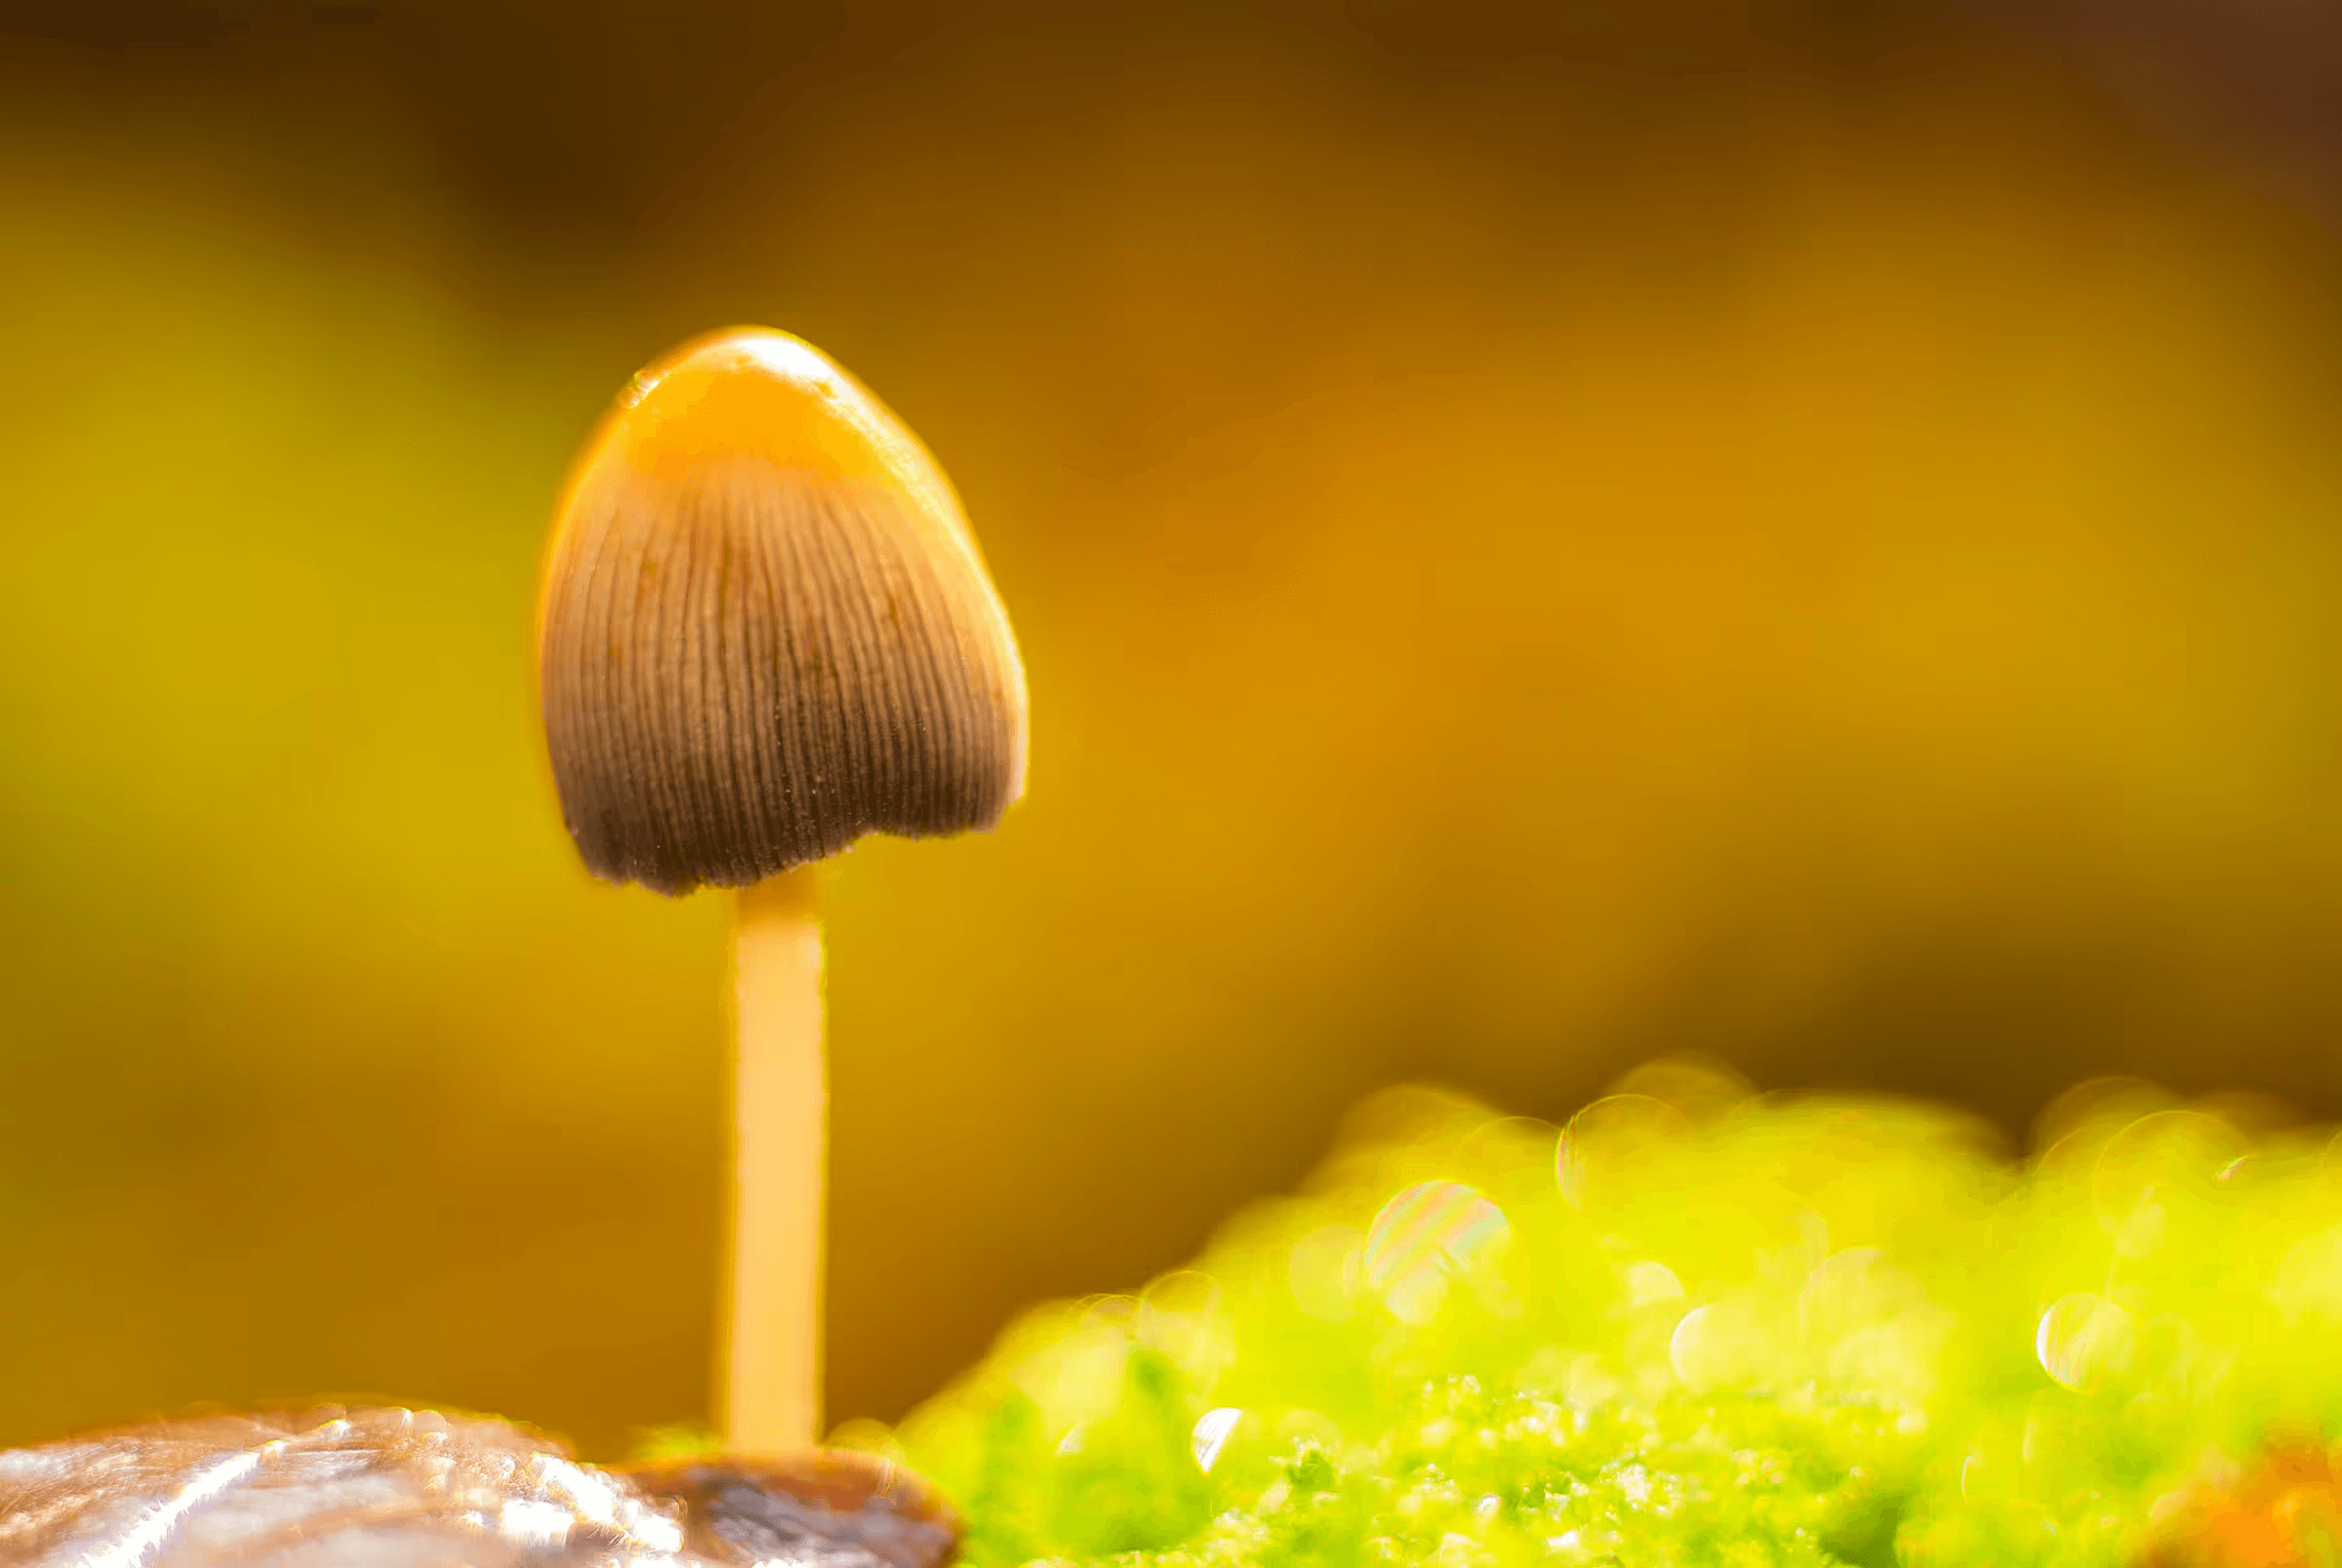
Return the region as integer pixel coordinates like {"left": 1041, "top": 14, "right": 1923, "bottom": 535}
{"left": 874, "top": 1065, "right": 2342, "bottom": 1568}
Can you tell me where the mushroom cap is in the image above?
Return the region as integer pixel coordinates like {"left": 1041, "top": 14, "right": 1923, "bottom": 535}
{"left": 538, "top": 328, "right": 1029, "bottom": 895}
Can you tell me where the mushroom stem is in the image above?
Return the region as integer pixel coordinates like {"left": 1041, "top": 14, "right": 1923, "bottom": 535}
{"left": 725, "top": 864, "right": 826, "bottom": 1454}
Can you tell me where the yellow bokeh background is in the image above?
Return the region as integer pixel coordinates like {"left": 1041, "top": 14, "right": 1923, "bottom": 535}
{"left": 5, "top": 1, "right": 2342, "bottom": 1457}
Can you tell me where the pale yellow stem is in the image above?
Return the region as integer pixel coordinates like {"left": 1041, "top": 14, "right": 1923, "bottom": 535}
{"left": 724, "top": 865, "right": 826, "bottom": 1454}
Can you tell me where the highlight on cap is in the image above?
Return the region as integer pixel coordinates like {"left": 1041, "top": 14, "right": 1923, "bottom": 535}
{"left": 537, "top": 327, "right": 1029, "bottom": 896}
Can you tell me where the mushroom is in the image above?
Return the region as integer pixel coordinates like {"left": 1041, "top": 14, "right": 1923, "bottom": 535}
{"left": 537, "top": 328, "right": 1028, "bottom": 1453}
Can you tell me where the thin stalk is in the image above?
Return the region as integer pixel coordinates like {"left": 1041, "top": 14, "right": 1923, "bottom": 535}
{"left": 724, "top": 864, "right": 825, "bottom": 1453}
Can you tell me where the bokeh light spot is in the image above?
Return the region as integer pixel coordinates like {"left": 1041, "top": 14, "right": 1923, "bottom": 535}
{"left": 1191, "top": 1407, "right": 1240, "bottom": 1473}
{"left": 2035, "top": 1293, "right": 2133, "bottom": 1390}
{"left": 1364, "top": 1181, "right": 1509, "bottom": 1323}
{"left": 1556, "top": 1096, "right": 1688, "bottom": 1212}
{"left": 2090, "top": 1109, "right": 2246, "bottom": 1260}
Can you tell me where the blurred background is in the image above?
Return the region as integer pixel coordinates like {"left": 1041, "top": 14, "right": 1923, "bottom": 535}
{"left": 5, "top": 0, "right": 2342, "bottom": 1460}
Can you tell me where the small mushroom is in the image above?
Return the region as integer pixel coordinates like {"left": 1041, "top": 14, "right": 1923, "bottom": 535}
{"left": 538, "top": 329, "right": 1029, "bottom": 1452}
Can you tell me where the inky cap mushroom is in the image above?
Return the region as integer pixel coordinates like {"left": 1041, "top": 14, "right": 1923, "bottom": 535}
{"left": 538, "top": 328, "right": 1029, "bottom": 895}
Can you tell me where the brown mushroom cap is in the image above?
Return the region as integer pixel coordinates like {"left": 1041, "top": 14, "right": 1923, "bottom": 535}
{"left": 537, "top": 329, "right": 1029, "bottom": 895}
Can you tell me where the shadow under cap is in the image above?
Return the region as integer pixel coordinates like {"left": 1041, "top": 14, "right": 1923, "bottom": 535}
{"left": 538, "top": 329, "right": 1030, "bottom": 896}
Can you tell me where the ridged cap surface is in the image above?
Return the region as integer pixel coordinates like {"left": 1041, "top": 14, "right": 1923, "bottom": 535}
{"left": 537, "top": 329, "right": 1028, "bottom": 894}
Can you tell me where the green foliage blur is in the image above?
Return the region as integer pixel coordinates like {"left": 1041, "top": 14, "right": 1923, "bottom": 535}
{"left": 889, "top": 1066, "right": 2342, "bottom": 1567}
{"left": 9, "top": 1, "right": 2342, "bottom": 1459}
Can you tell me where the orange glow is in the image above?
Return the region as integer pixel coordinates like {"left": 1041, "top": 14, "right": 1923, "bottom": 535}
{"left": 7, "top": 0, "right": 2342, "bottom": 1465}
{"left": 540, "top": 326, "right": 989, "bottom": 654}
{"left": 606, "top": 330, "right": 954, "bottom": 507}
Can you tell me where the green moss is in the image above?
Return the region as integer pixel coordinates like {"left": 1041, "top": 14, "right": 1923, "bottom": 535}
{"left": 880, "top": 1069, "right": 2342, "bottom": 1567}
